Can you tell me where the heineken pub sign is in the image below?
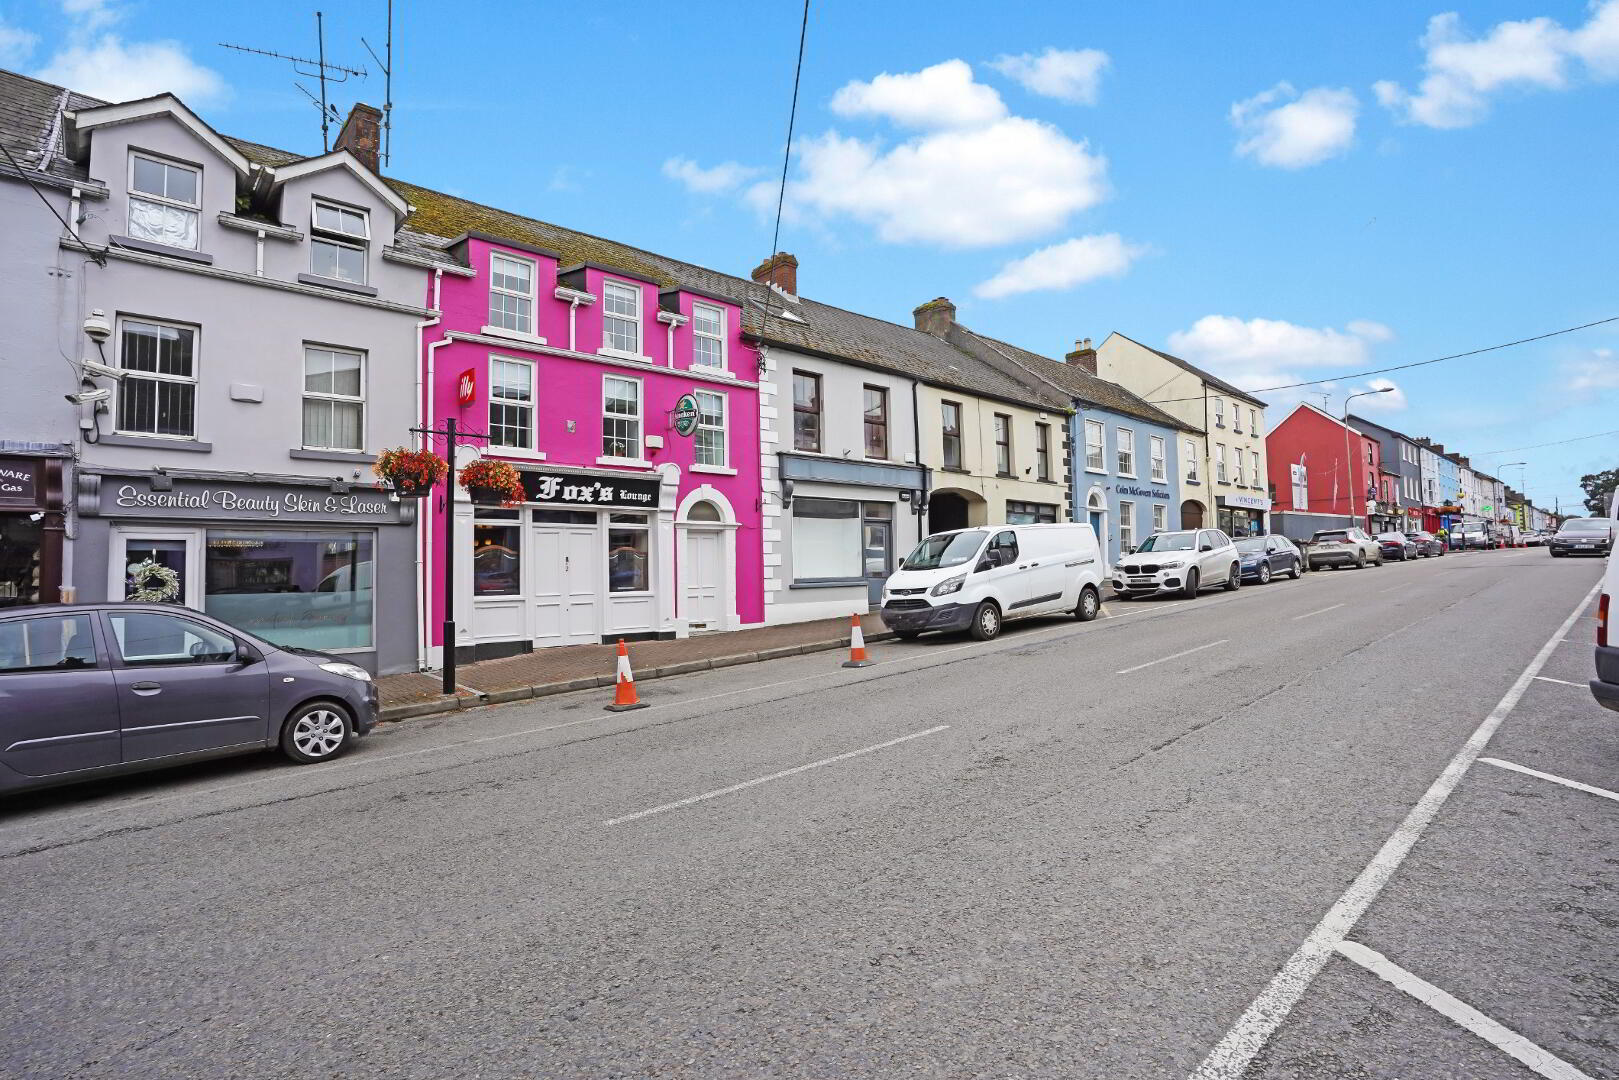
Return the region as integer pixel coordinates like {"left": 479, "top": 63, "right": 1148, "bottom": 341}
{"left": 671, "top": 393, "right": 701, "bottom": 437}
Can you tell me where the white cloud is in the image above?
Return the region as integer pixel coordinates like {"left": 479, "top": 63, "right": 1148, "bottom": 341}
{"left": 1376, "top": 3, "right": 1619, "bottom": 129}
{"left": 36, "top": 36, "right": 226, "bottom": 105}
{"left": 988, "top": 47, "right": 1110, "bottom": 105}
{"left": 662, "top": 156, "right": 761, "bottom": 194}
{"left": 1349, "top": 377, "right": 1408, "bottom": 411}
{"left": 1166, "top": 316, "right": 1396, "bottom": 414}
{"left": 0, "top": 18, "right": 39, "bottom": 67}
{"left": 831, "top": 59, "right": 1006, "bottom": 130}
{"left": 60, "top": 0, "right": 120, "bottom": 33}
{"left": 1564, "top": 347, "right": 1619, "bottom": 390}
{"left": 974, "top": 234, "right": 1145, "bottom": 299}
{"left": 1230, "top": 82, "right": 1358, "bottom": 168}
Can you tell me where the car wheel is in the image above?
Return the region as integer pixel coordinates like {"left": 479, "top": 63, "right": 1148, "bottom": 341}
{"left": 1288, "top": 562, "right": 1301, "bottom": 579}
{"left": 1075, "top": 585, "right": 1100, "bottom": 622}
{"left": 895, "top": 630, "right": 922, "bottom": 640}
{"left": 1181, "top": 569, "right": 1200, "bottom": 599}
{"left": 1354, "top": 552, "right": 1366, "bottom": 569}
{"left": 968, "top": 601, "right": 1001, "bottom": 641}
{"left": 1257, "top": 563, "right": 1271, "bottom": 585}
{"left": 1224, "top": 564, "right": 1241, "bottom": 590}
{"left": 280, "top": 701, "right": 354, "bottom": 764}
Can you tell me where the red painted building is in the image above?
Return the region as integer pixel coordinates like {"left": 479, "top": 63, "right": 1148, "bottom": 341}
{"left": 1265, "top": 403, "right": 1385, "bottom": 539}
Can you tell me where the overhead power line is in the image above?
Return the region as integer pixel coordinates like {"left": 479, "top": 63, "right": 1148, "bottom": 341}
{"left": 1146, "top": 315, "right": 1619, "bottom": 405}
{"left": 1480, "top": 429, "right": 1619, "bottom": 455}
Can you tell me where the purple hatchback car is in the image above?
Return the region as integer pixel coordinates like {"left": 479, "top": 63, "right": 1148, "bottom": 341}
{"left": 0, "top": 603, "right": 377, "bottom": 795}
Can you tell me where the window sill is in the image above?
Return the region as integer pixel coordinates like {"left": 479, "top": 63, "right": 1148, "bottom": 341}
{"left": 1084, "top": 466, "right": 1107, "bottom": 475}
{"left": 489, "top": 447, "right": 548, "bottom": 461}
{"left": 598, "top": 349, "right": 653, "bottom": 365}
{"left": 691, "top": 464, "right": 737, "bottom": 476}
{"left": 110, "top": 235, "right": 213, "bottom": 264}
{"left": 481, "top": 325, "right": 547, "bottom": 347}
{"left": 691, "top": 365, "right": 734, "bottom": 379}
{"left": 939, "top": 466, "right": 970, "bottom": 474}
{"left": 102, "top": 433, "right": 212, "bottom": 452}
{"left": 1116, "top": 473, "right": 1138, "bottom": 481}
{"left": 1150, "top": 477, "right": 1168, "bottom": 486}
{"left": 790, "top": 578, "right": 866, "bottom": 590}
{"left": 596, "top": 455, "right": 653, "bottom": 469}
{"left": 296, "top": 273, "right": 379, "bottom": 297}
{"left": 1184, "top": 478, "right": 1201, "bottom": 486}
{"left": 290, "top": 448, "right": 378, "bottom": 463}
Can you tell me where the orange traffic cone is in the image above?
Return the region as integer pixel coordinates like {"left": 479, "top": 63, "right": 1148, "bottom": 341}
{"left": 842, "top": 613, "right": 874, "bottom": 668}
{"left": 605, "top": 639, "right": 649, "bottom": 712}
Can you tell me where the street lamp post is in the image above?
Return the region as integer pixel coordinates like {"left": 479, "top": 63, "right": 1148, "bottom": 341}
{"left": 1343, "top": 388, "right": 1394, "bottom": 529}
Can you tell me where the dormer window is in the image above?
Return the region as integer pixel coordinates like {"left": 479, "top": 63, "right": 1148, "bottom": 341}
{"left": 489, "top": 253, "right": 536, "bottom": 335}
{"left": 602, "top": 281, "right": 642, "bottom": 357}
{"left": 310, "top": 200, "right": 369, "bottom": 285}
{"left": 128, "top": 152, "right": 200, "bottom": 250}
{"left": 691, "top": 302, "right": 726, "bottom": 370}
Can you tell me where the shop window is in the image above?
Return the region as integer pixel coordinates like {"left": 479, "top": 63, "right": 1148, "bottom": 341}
{"left": 473, "top": 520, "right": 521, "bottom": 596}
{"left": 0, "top": 614, "right": 97, "bottom": 672}
{"left": 302, "top": 346, "right": 365, "bottom": 452}
{"left": 119, "top": 536, "right": 191, "bottom": 604}
{"left": 0, "top": 515, "right": 44, "bottom": 606}
{"left": 530, "top": 509, "right": 594, "bottom": 524}
{"left": 203, "top": 530, "right": 374, "bottom": 650}
{"left": 608, "top": 512, "right": 650, "bottom": 592}
{"left": 792, "top": 497, "right": 861, "bottom": 581}
{"left": 117, "top": 318, "right": 196, "bottom": 439}
{"left": 1005, "top": 501, "right": 1057, "bottom": 524}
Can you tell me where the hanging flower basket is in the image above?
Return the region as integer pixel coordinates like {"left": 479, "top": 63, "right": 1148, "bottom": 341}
{"left": 374, "top": 447, "right": 448, "bottom": 499}
{"left": 458, "top": 458, "right": 526, "bottom": 507}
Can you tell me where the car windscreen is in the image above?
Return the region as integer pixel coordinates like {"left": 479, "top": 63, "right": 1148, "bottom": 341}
{"left": 1559, "top": 519, "right": 1610, "bottom": 534}
{"left": 1135, "top": 532, "right": 1195, "bottom": 552}
{"left": 1233, "top": 538, "right": 1268, "bottom": 553}
{"left": 904, "top": 530, "right": 987, "bottom": 570}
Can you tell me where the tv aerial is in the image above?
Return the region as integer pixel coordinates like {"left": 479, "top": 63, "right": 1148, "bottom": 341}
{"left": 221, "top": 12, "right": 367, "bottom": 152}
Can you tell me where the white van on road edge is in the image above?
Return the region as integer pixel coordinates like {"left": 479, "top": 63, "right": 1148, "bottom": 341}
{"left": 878, "top": 523, "right": 1104, "bottom": 641}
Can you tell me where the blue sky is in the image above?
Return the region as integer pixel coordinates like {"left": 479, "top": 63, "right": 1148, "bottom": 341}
{"left": 3, "top": 0, "right": 1615, "bottom": 509}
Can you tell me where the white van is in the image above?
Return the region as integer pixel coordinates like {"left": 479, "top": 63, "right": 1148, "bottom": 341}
{"left": 878, "top": 523, "right": 1104, "bottom": 641}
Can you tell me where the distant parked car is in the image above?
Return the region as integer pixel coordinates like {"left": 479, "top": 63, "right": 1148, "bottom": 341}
{"left": 1405, "top": 531, "right": 1445, "bottom": 557}
{"left": 1522, "top": 531, "right": 1545, "bottom": 547}
{"left": 1307, "top": 528, "right": 1383, "bottom": 570}
{"left": 1375, "top": 531, "right": 1418, "bottom": 561}
{"left": 1233, "top": 535, "right": 1304, "bottom": 584}
{"left": 1450, "top": 521, "right": 1497, "bottom": 550}
{"left": 1112, "top": 528, "right": 1241, "bottom": 599}
{"left": 1549, "top": 517, "right": 1614, "bottom": 557}
{"left": 0, "top": 603, "right": 378, "bottom": 795}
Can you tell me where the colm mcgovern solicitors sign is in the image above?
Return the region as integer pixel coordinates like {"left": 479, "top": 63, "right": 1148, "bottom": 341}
{"left": 78, "top": 473, "right": 412, "bottom": 524}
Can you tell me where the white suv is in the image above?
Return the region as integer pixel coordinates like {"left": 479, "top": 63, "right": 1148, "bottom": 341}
{"left": 1112, "top": 529, "right": 1241, "bottom": 599}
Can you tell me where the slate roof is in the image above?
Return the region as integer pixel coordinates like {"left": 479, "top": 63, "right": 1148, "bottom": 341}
{"left": 1111, "top": 332, "right": 1269, "bottom": 409}
{"left": 0, "top": 69, "right": 103, "bottom": 186}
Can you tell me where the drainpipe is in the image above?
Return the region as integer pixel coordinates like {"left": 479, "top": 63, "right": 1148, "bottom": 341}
{"left": 68, "top": 187, "right": 82, "bottom": 240}
{"left": 567, "top": 296, "right": 581, "bottom": 352}
{"left": 414, "top": 267, "right": 443, "bottom": 671}
{"left": 911, "top": 378, "right": 927, "bottom": 531}
{"left": 254, "top": 229, "right": 265, "bottom": 277}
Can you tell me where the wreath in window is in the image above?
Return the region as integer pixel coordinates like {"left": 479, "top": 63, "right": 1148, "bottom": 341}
{"left": 127, "top": 558, "right": 181, "bottom": 603}
{"left": 458, "top": 458, "right": 526, "bottom": 508}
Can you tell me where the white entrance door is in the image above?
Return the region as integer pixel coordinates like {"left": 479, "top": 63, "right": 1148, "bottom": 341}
{"left": 108, "top": 527, "right": 203, "bottom": 607}
{"left": 529, "top": 524, "right": 599, "bottom": 647}
{"left": 683, "top": 529, "right": 723, "bottom": 631}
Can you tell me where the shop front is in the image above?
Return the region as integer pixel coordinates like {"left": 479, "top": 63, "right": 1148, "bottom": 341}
{"left": 1217, "top": 492, "right": 1270, "bottom": 537}
{"left": 75, "top": 470, "right": 418, "bottom": 674}
{"left": 0, "top": 452, "right": 67, "bottom": 607}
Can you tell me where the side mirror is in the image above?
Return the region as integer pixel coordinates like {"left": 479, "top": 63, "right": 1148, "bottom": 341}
{"left": 1199, "top": 543, "right": 1213, "bottom": 552}
{"left": 235, "top": 644, "right": 263, "bottom": 665}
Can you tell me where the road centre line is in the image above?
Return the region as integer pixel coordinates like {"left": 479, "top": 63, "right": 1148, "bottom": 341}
{"left": 1335, "top": 940, "right": 1596, "bottom": 1080}
{"left": 1187, "top": 583, "right": 1600, "bottom": 1080}
{"left": 1532, "top": 675, "right": 1586, "bottom": 687}
{"left": 1116, "top": 639, "right": 1228, "bottom": 675}
{"left": 1292, "top": 603, "right": 1345, "bottom": 621}
{"left": 603, "top": 725, "right": 950, "bottom": 825}
{"left": 1480, "top": 757, "right": 1619, "bottom": 804}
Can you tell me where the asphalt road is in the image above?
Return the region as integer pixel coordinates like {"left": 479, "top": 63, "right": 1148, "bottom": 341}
{"left": 2, "top": 549, "right": 1613, "bottom": 1079}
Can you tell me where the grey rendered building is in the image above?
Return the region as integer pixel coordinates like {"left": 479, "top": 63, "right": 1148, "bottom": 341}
{"left": 1, "top": 71, "right": 431, "bottom": 673}
{"left": 1349, "top": 414, "right": 1425, "bottom": 534}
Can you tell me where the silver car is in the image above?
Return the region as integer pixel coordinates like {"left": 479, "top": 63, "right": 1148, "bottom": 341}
{"left": 1308, "top": 527, "right": 1383, "bottom": 570}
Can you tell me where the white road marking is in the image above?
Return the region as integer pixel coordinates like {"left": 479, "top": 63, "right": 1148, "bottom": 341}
{"left": 1532, "top": 675, "right": 1586, "bottom": 688}
{"left": 1480, "top": 757, "right": 1619, "bottom": 804}
{"left": 1116, "top": 639, "right": 1229, "bottom": 675}
{"left": 1187, "top": 583, "right": 1600, "bottom": 1080}
{"left": 1336, "top": 940, "right": 1597, "bottom": 1080}
{"left": 1292, "top": 603, "right": 1345, "bottom": 621}
{"left": 603, "top": 725, "right": 950, "bottom": 825}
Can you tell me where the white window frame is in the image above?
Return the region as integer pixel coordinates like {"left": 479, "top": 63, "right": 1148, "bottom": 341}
{"left": 692, "top": 389, "right": 729, "bottom": 471}
{"left": 301, "top": 345, "right": 366, "bottom": 452}
{"left": 1215, "top": 443, "right": 1227, "bottom": 483}
{"left": 1234, "top": 449, "right": 1245, "bottom": 487}
{"left": 1250, "top": 450, "right": 1261, "bottom": 491}
{"left": 600, "top": 374, "right": 645, "bottom": 464}
{"left": 127, "top": 151, "right": 201, "bottom": 250}
{"left": 487, "top": 252, "right": 538, "bottom": 337}
{"left": 1116, "top": 426, "right": 1135, "bottom": 478}
{"left": 1231, "top": 406, "right": 1242, "bottom": 435}
{"left": 115, "top": 315, "right": 199, "bottom": 441}
{"left": 1152, "top": 503, "right": 1167, "bottom": 534}
{"left": 1249, "top": 408, "right": 1259, "bottom": 435}
{"left": 601, "top": 280, "right": 643, "bottom": 359}
{"left": 690, "top": 302, "right": 726, "bottom": 371}
{"left": 1035, "top": 422, "right": 1051, "bottom": 482}
{"left": 309, "top": 199, "right": 370, "bottom": 285}
{"left": 1119, "top": 501, "right": 1135, "bottom": 551}
{"left": 487, "top": 356, "right": 538, "bottom": 454}
{"left": 1213, "top": 397, "right": 1225, "bottom": 427}
{"left": 1149, "top": 435, "right": 1166, "bottom": 483}
{"left": 1084, "top": 419, "right": 1105, "bottom": 472}
{"left": 1184, "top": 438, "right": 1199, "bottom": 482}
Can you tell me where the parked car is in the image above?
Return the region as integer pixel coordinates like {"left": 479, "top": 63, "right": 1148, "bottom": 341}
{"left": 1450, "top": 521, "right": 1497, "bottom": 550}
{"left": 1590, "top": 494, "right": 1619, "bottom": 712}
{"left": 1375, "top": 531, "right": 1419, "bottom": 561}
{"left": 1234, "top": 535, "right": 1304, "bottom": 584}
{"left": 1404, "top": 530, "right": 1445, "bottom": 557}
{"left": 0, "top": 603, "right": 378, "bottom": 796}
{"left": 1307, "top": 528, "right": 1383, "bottom": 570}
{"left": 1549, "top": 517, "right": 1614, "bottom": 557}
{"left": 880, "top": 523, "right": 1103, "bottom": 641}
{"left": 1522, "top": 531, "right": 1546, "bottom": 547}
{"left": 1111, "top": 528, "right": 1241, "bottom": 599}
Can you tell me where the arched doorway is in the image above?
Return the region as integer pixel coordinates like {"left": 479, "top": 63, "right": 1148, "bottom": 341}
{"left": 1181, "top": 500, "right": 1205, "bottom": 529}
{"left": 928, "top": 492, "right": 969, "bottom": 534}
{"left": 1085, "top": 487, "right": 1109, "bottom": 565}
{"left": 676, "top": 487, "right": 739, "bottom": 633}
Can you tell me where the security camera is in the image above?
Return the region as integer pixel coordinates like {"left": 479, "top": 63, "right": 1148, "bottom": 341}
{"left": 82, "top": 310, "right": 111, "bottom": 342}
{"left": 81, "top": 359, "right": 125, "bottom": 380}
{"left": 65, "top": 387, "right": 111, "bottom": 405}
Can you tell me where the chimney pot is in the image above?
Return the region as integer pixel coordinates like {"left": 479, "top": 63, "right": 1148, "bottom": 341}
{"left": 750, "top": 252, "right": 798, "bottom": 296}
{"left": 334, "top": 102, "right": 383, "bottom": 174}
{"left": 912, "top": 297, "right": 956, "bottom": 338}
{"left": 1064, "top": 336, "right": 1098, "bottom": 374}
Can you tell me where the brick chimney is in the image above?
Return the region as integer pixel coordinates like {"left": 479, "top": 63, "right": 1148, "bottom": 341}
{"left": 750, "top": 252, "right": 798, "bottom": 296}
{"left": 1065, "top": 337, "right": 1097, "bottom": 374}
{"left": 1430, "top": 443, "right": 1445, "bottom": 455}
{"left": 335, "top": 103, "right": 383, "bottom": 173}
{"left": 912, "top": 297, "right": 956, "bottom": 338}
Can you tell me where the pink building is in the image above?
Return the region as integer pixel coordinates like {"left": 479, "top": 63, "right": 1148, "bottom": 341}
{"left": 420, "top": 230, "right": 763, "bottom": 663}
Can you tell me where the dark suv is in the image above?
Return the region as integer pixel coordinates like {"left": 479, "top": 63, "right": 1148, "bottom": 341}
{"left": 0, "top": 604, "right": 378, "bottom": 795}
{"left": 1549, "top": 518, "right": 1613, "bottom": 557}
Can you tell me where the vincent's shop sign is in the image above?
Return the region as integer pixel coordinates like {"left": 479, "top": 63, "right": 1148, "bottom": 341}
{"left": 79, "top": 473, "right": 412, "bottom": 524}
{"left": 519, "top": 468, "right": 662, "bottom": 508}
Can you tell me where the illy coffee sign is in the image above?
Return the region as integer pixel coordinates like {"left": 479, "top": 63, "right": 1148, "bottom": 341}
{"left": 0, "top": 457, "right": 39, "bottom": 509}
